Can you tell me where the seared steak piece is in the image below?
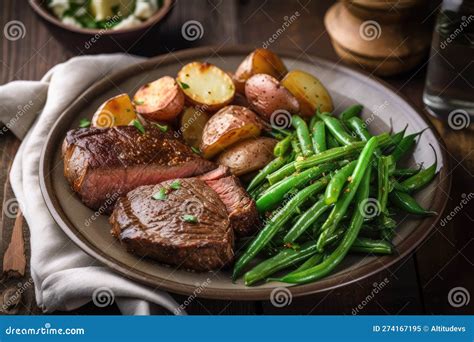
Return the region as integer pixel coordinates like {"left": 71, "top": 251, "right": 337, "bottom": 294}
{"left": 205, "top": 175, "right": 259, "bottom": 237}
{"left": 110, "top": 178, "right": 234, "bottom": 271}
{"left": 198, "top": 165, "right": 231, "bottom": 181}
{"left": 62, "top": 126, "right": 216, "bottom": 211}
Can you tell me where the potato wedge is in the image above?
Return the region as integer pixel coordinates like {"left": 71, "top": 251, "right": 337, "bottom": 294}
{"left": 180, "top": 106, "right": 211, "bottom": 148}
{"left": 92, "top": 93, "right": 137, "bottom": 128}
{"left": 281, "top": 70, "right": 334, "bottom": 117}
{"left": 176, "top": 62, "right": 235, "bottom": 111}
{"left": 133, "top": 76, "right": 185, "bottom": 121}
{"left": 234, "top": 49, "right": 288, "bottom": 93}
{"left": 216, "top": 137, "right": 277, "bottom": 176}
{"left": 200, "top": 105, "right": 262, "bottom": 159}
{"left": 245, "top": 74, "right": 299, "bottom": 122}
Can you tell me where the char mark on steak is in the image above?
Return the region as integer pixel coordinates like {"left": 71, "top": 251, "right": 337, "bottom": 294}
{"left": 62, "top": 126, "right": 216, "bottom": 212}
{"left": 110, "top": 178, "right": 234, "bottom": 271}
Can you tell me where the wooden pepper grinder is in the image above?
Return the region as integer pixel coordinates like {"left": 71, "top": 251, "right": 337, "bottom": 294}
{"left": 325, "top": 0, "right": 435, "bottom": 76}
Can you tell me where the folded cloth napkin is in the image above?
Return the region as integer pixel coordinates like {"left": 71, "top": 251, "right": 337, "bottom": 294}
{"left": 3, "top": 54, "right": 183, "bottom": 315}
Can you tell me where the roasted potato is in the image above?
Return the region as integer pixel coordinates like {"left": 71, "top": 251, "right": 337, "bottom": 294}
{"left": 281, "top": 70, "right": 333, "bottom": 117}
{"left": 180, "top": 106, "right": 211, "bottom": 148}
{"left": 234, "top": 49, "right": 288, "bottom": 93}
{"left": 200, "top": 105, "right": 262, "bottom": 159}
{"left": 92, "top": 93, "right": 137, "bottom": 128}
{"left": 133, "top": 76, "right": 185, "bottom": 121}
{"left": 176, "top": 62, "right": 235, "bottom": 111}
{"left": 216, "top": 137, "right": 277, "bottom": 176}
{"left": 245, "top": 74, "right": 299, "bottom": 121}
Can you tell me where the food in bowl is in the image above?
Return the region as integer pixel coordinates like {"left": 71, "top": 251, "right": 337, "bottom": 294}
{"left": 47, "top": 0, "right": 162, "bottom": 30}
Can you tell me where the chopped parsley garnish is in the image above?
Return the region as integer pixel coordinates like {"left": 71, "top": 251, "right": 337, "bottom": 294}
{"left": 133, "top": 99, "right": 145, "bottom": 105}
{"left": 180, "top": 82, "right": 190, "bottom": 89}
{"left": 181, "top": 214, "right": 198, "bottom": 223}
{"left": 79, "top": 118, "right": 91, "bottom": 128}
{"left": 132, "top": 119, "right": 145, "bottom": 134}
{"left": 154, "top": 123, "right": 168, "bottom": 132}
{"left": 191, "top": 146, "right": 201, "bottom": 155}
{"left": 170, "top": 180, "right": 181, "bottom": 190}
{"left": 152, "top": 188, "right": 167, "bottom": 200}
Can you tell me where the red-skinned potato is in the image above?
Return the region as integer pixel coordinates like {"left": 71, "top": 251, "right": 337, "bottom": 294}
{"left": 234, "top": 49, "right": 288, "bottom": 93}
{"left": 281, "top": 70, "right": 333, "bottom": 117}
{"left": 216, "top": 137, "right": 277, "bottom": 176}
{"left": 92, "top": 93, "right": 137, "bottom": 128}
{"left": 200, "top": 105, "right": 263, "bottom": 159}
{"left": 133, "top": 76, "right": 185, "bottom": 121}
{"left": 245, "top": 74, "right": 299, "bottom": 121}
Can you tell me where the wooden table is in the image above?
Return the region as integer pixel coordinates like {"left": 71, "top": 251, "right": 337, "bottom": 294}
{"left": 1, "top": 0, "right": 472, "bottom": 315}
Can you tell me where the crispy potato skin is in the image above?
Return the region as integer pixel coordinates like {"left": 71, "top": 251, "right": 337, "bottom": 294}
{"left": 200, "top": 105, "right": 262, "bottom": 159}
{"left": 133, "top": 76, "right": 185, "bottom": 121}
{"left": 92, "top": 93, "right": 137, "bottom": 128}
{"left": 177, "top": 62, "right": 235, "bottom": 111}
{"left": 180, "top": 106, "right": 211, "bottom": 148}
{"left": 234, "top": 49, "right": 288, "bottom": 94}
{"left": 281, "top": 70, "right": 334, "bottom": 117}
{"left": 245, "top": 74, "right": 300, "bottom": 121}
{"left": 216, "top": 137, "right": 277, "bottom": 176}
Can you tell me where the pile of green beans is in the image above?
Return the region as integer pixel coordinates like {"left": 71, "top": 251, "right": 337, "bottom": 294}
{"left": 236, "top": 105, "right": 439, "bottom": 286}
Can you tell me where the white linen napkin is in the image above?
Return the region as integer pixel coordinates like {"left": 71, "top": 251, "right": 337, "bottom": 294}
{"left": 2, "top": 54, "right": 183, "bottom": 315}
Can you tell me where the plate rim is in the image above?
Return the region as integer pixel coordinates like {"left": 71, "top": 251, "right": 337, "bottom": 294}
{"left": 39, "top": 45, "right": 452, "bottom": 301}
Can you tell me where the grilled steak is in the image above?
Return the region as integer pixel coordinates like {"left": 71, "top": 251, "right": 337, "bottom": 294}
{"left": 62, "top": 126, "right": 216, "bottom": 211}
{"left": 110, "top": 178, "right": 234, "bottom": 271}
{"left": 205, "top": 175, "right": 259, "bottom": 237}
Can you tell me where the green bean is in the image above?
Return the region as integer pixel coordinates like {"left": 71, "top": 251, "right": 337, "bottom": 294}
{"left": 244, "top": 241, "right": 319, "bottom": 286}
{"left": 257, "top": 163, "right": 338, "bottom": 212}
{"left": 293, "top": 254, "right": 324, "bottom": 273}
{"left": 390, "top": 190, "right": 437, "bottom": 216}
{"left": 324, "top": 160, "right": 357, "bottom": 205}
{"left": 398, "top": 147, "right": 437, "bottom": 193}
{"left": 283, "top": 197, "right": 331, "bottom": 243}
{"left": 340, "top": 104, "right": 363, "bottom": 122}
{"left": 296, "top": 133, "right": 391, "bottom": 171}
{"left": 267, "top": 161, "right": 297, "bottom": 185}
{"left": 247, "top": 155, "right": 292, "bottom": 192}
{"left": 291, "top": 137, "right": 303, "bottom": 157}
{"left": 326, "top": 132, "right": 341, "bottom": 148}
{"left": 347, "top": 116, "right": 383, "bottom": 159}
{"left": 309, "top": 114, "right": 319, "bottom": 130}
{"left": 316, "top": 136, "right": 379, "bottom": 251}
{"left": 249, "top": 182, "right": 270, "bottom": 200}
{"left": 311, "top": 120, "right": 327, "bottom": 154}
{"left": 391, "top": 129, "right": 427, "bottom": 162}
{"left": 351, "top": 238, "right": 393, "bottom": 254}
{"left": 392, "top": 165, "right": 423, "bottom": 177}
{"left": 232, "top": 176, "right": 330, "bottom": 280}
{"left": 292, "top": 115, "right": 313, "bottom": 157}
{"left": 273, "top": 135, "right": 292, "bottom": 157}
{"left": 377, "top": 155, "right": 394, "bottom": 213}
{"left": 276, "top": 166, "right": 371, "bottom": 284}
{"left": 318, "top": 113, "right": 356, "bottom": 145}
